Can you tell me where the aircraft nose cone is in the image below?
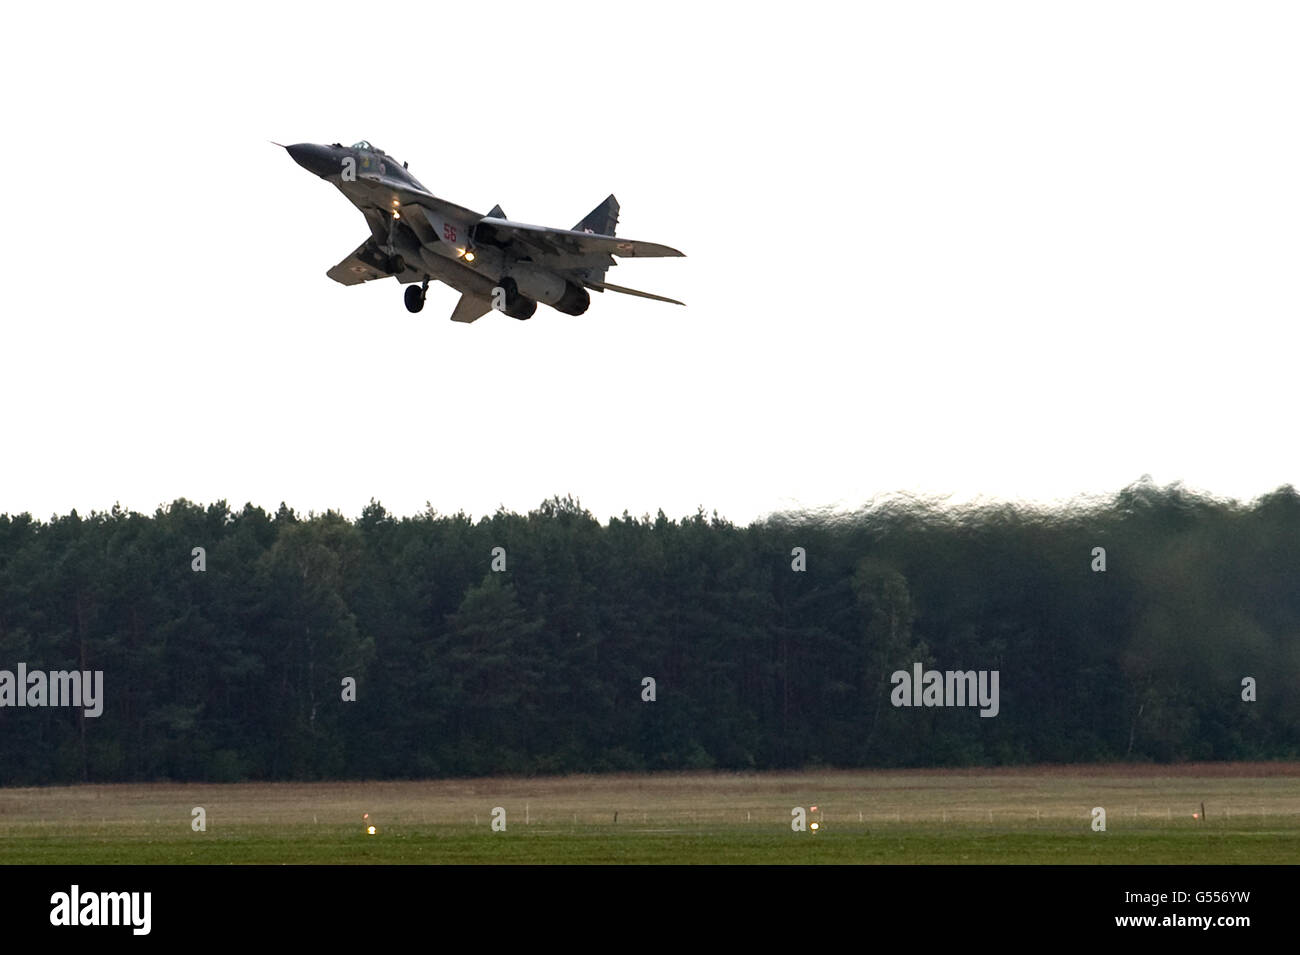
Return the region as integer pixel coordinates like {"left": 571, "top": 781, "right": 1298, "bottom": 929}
{"left": 286, "top": 142, "right": 338, "bottom": 178}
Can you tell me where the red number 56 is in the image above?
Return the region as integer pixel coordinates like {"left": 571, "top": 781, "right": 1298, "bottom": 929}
{"left": 443, "top": 224, "right": 457, "bottom": 242}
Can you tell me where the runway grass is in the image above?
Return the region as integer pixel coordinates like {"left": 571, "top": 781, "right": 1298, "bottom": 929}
{"left": 3, "top": 764, "right": 1298, "bottom": 864}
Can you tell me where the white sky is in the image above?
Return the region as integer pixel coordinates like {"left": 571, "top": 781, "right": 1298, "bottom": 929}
{"left": 2, "top": 2, "right": 1296, "bottom": 525}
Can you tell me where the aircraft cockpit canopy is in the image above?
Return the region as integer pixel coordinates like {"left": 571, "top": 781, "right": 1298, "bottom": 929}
{"left": 345, "top": 140, "right": 415, "bottom": 179}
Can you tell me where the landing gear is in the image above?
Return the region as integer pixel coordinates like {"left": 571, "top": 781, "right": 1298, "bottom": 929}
{"left": 404, "top": 283, "right": 425, "bottom": 313}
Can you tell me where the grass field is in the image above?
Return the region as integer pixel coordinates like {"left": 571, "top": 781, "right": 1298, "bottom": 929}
{"left": 3, "top": 762, "right": 1298, "bottom": 864}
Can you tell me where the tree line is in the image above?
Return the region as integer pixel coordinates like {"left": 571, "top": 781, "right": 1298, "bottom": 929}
{"left": 0, "top": 480, "right": 1296, "bottom": 784}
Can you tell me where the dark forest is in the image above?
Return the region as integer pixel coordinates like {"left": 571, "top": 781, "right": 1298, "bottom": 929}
{"left": 1, "top": 480, "right": 1296, "bottom": 784}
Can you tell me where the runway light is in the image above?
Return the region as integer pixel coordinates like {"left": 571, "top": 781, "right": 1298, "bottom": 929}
{"left": 810, "top": 822, "right": 820, "bottom": 831}
{"left": 367, "top": 825, "right": 377, "bottom": 835}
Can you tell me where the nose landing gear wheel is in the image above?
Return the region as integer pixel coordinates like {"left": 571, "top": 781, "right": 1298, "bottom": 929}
{"left": 404, "top": 284, "right": 425, "bottom": 313}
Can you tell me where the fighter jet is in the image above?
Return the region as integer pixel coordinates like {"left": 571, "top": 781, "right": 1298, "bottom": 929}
{"left": 282, "top": 141, "right": 684, "bottom": 322}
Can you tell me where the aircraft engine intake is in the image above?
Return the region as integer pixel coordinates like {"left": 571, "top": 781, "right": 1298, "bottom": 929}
{"left": 509, "top": 265, "right": 590, "bottom": 315}
{"left": 495, "top": 278, "right": 537, "bottom": 320}
{"left": 553, "top": 282, "right": 590, "bottom": 316}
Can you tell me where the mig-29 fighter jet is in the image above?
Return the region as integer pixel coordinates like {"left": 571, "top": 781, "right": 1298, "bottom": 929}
{"left": 282, "top": 140, "right": 684, "bottom": 322}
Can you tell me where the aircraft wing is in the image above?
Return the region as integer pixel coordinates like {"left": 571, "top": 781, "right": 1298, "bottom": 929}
{"left": 326, "top": 239, "right": 393, "bottom": 286}
{"left": 583, "top": 279, "right": 685, "bottom": 306}
{"left": 473, "top": 217, "right": 684, "bottom": 262}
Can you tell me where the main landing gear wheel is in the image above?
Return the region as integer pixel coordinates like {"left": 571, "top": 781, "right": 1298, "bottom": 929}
{"left": 404, "top": 284, "right": 425, "bottom": 313}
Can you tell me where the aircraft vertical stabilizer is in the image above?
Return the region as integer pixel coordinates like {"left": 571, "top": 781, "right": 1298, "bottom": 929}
{"left": 573, "top": 194, "right": 619, "bottom": 237}
{"left": 572, "top": 194, "right": 620, "bottom": 285}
